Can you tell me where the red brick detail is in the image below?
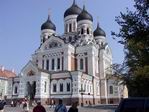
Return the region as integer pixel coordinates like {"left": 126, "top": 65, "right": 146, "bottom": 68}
{"left": 71, "top": 56, "right": 75, "bottom": 71}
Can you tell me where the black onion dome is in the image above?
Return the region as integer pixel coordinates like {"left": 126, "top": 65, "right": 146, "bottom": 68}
{"left": 64, "top": 0, "right": 82, "bottom": 18}
{"left": 94, "top": 23, "right": 106, "bottom": 37}
{"left": 77, "top": 5, "right": 93, "bottom": 22}
{"left": 41, "top": 16, "right": 56, "bottom": 31}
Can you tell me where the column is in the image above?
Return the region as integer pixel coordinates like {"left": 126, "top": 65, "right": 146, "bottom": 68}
{"left": 88, "top": 51, "right": 95, "bottom": 76}
{"left": 105, "top": 79, "right": 108, "bottom": 104}
{"left": 64, "top": 51, "right": 71, "bottom": 71}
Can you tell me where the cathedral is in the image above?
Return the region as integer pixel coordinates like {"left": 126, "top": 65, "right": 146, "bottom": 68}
{"left": 7, "top": 0, "right": 123, "bottom": 105}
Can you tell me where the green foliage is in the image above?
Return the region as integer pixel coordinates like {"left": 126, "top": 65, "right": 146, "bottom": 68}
{"left": 112, "top": 0, "right": 149, "bottom": 97}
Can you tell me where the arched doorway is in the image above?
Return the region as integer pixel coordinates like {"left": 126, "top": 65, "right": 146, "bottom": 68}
{"left": 26, "top": 81, "right": 36, "bottom": 100}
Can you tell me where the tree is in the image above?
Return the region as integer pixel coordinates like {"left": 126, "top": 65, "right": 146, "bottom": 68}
{"left": 112, "top": 0, "right": 149, "bottom": 97}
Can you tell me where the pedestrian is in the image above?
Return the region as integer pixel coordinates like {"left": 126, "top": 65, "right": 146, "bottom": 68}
{"left": 54, "top": 99, "right": 67, "bottom": 112}
{"left": 68, "top": 102, "right": 78, "bottom": 112}
{"left": 33, "top": 100, "right": 46, "bottom": 112}
{"left": 22, "top": 100, "right": 27, "bottom": 110}
{"left": 32, "top": 100, "right": 36, "bottom": 107}
{"left": 25, "top": 100, "right": 29, "bottom": 112}
{"left": 11, "top": 100, "right": 14, "bottom": 107}
{"left": 50, "top": 99, "right": 55, "bottom": 108}
{"left": 0, "top": 100, "right": 6, "bottom": 112}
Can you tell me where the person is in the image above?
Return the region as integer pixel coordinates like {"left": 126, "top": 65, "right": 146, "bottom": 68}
{"left": 68, "top": 102, "right": 78, "bottom": 112}
{"left": 0, "top": 100, "right": 6, "bottom": 112}
{"left": 33, "top": 101, "right": 46, "bottom": 112}
{"left": 11, "top": 100, "right": 14, "bottom": 107}
{"left": 50, "top": 99, "right": 55, "bottom": 108}
{"left": 22, "top": 99, "right": 27, "bottom": 110}
{"left": 25, "top": 100, "right": 29, "bottom": 112}
{"left": 54, "top": 99, "right": 67, "bottom": 112}
{"left": 32, "top": 100, "right": 37, "bottom": 107}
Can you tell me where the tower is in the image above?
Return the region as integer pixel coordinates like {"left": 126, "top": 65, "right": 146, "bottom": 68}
{"left": 93, "top": 22, "right": 106, "bottom": 46}
{"left": 40, "top": 14, "right": 56, "bottom": 45}
{"left": 63, "top": 0, "right": 82, "bottom": 43}
{"left": 76, "top": 5, "right": 94, "bottom": 45}
{"left": 64, "top": 0, "right": 82, "bottom": 33}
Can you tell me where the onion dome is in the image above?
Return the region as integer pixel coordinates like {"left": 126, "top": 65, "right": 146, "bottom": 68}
{"left": 93, "top": 23, "right": 106, "bottom": 37}
{"left": 64, "top": 0, "right": 82, "bottom": 18}
{"left": 77, "top": 5, "right": 93, "bottom": 22}
{"left": 41, "top": 15, "right": 56, "bottom": 31}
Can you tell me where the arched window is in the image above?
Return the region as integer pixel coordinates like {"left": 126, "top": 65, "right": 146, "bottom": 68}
{"left": 69, "top": 24, "right": 72, "bottom": 32}
{"left": 46, "top": 59, "right": 49, "bottom": 70}
{"left": 52, "top": 59, "right": 55, "bottom": 70}
{"left": 65, "top": 24, "right": 68, "bottom": 33}
{"left": 53, "top": 84, "right": 57, "bottom": 92}
{"left": 69, "top": 36, "right": 72, "bottom": 42}
{"left": 87, "top": 28, "right": 90, "bottom": 34}
{"left": 14, "top": 86, "right": 18, "bottom": 94}
{"left": 80, "top": 59, "right": 84, "bottom": 70}
{"left": 73, "top": 22, "right": 76, "bottom": 31}
{"left": 57, "top": 58, "right": 60, "bottom": 69}
{"left": 109, "top": 86, "right": 113, "bottom": 94}
{"left": 60, "top": 83, "right": 63, "bottom": 92}
{"left": 67, "top": 83, "right": 70, "bottom": 92}
{"left": 44, "top": 81, "right": 47, "bottom": 93}
{"left": 42, "top": 60, "right": 44, "bottom": 69}
{"left": 81, "top": 28, "right": 84, "bottom": 34}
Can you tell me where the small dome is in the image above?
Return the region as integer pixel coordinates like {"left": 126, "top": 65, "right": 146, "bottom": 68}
{"left": 77, "top": 5, "right": 93, "bottom": 22}
{"left": 64, "top": 0, "right": 82, "bottom": 18}
{"left": 41, "top": 16, "right": 56, "bottom": 31}
{"left": 93, "top": 23, "right": 106, "bottom": 37}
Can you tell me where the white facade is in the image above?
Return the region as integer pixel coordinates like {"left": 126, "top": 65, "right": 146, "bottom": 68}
{"left": 7, "top": 1, "right": 123, "bottom": 105}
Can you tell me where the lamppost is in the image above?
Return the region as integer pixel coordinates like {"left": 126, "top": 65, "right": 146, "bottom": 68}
{"left": 79, "top": 85, "right": 85, "bottom": 106}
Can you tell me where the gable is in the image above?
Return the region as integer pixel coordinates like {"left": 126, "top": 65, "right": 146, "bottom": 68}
{"left": 20, "top": 61, "right": 38, "bottom": 76}
{"left": 40, "top": 36, "right": 65, "bottom": 50}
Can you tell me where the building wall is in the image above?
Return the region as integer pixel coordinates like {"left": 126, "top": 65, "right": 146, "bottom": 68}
{"left": 0, "top": 78, "right": 8, "bottom": 99}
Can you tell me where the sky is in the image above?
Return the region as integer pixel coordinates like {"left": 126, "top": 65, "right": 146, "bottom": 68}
{"left": 0, "top": 0, "right": 135, "bottom": 73}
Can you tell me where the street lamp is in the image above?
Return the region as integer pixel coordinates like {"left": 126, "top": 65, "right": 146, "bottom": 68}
{"left": 79, "top": 85, "right": 85, "bottom": 106}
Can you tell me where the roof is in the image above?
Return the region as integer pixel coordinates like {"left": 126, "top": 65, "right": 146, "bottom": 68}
{"left": 0, "top": 69, "right": 16, "bottom": 78}
{"left": 41, "top": 16, "right": 56, "bottom": 31}
{"left": 64, "top": 0, "right": 82, "bottom": 18}
{"left": 77, "top": 5, "right": 93, "bottom": 22}
{"left": 93, "top": 23, "right": 106, "bottom": 37}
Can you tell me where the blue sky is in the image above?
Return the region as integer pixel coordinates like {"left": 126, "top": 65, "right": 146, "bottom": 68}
{"left": 0, "top": 0, "right": 134, "bottom": 73}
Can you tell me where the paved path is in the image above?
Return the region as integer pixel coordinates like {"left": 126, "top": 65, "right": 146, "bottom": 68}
{"left": 3, "top": 105, "right": 115, "bottom": 112}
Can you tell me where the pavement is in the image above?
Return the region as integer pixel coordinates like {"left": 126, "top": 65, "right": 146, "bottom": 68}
{"left": 3, "top": 105, "right": 116, "bottom": 112}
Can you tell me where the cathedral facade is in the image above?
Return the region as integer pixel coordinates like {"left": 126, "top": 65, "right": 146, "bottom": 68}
{"left": 7, "top": 0, "right": 123, "bottom": 105}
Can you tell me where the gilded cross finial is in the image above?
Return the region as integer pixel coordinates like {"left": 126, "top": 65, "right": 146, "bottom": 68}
{"left": 97, "top": 16, "right": 100, "bottom": 28}
{"left": 48, "top": 8, "right": 51, "bottom": 20}
{"left": 73, "top": 0, "right": 76, "bottom": 5}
